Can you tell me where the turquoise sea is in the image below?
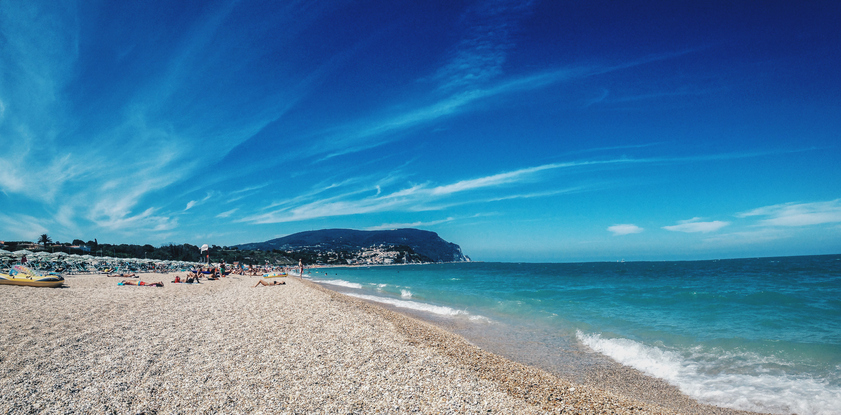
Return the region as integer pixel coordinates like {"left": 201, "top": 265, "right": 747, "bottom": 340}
{"left": 305, "top": 254, "right": 841, "bottom": 415}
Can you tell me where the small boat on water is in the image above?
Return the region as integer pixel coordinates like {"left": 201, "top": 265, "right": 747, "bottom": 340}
{"left": 0, "top": 265, "right": 65, "bottom": 288}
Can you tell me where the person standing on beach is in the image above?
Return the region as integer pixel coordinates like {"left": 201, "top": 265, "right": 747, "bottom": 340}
{"left": 298, "top": 259, "right": 303, "bottom": 278}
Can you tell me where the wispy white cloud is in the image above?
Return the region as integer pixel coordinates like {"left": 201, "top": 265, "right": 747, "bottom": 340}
{"left": 232, "top": 184, "right": 270, "bottom": 195}
{"left": 89, "top": 204, "right": 178, "bottom": 233}
{"left": 366, "top": 217, "right": 456, "bottom": 231}
{"left": 81, "top": 136, "right": 191, "bottom": 227}
{"left": 318, "top": 49, "right": 702, "bottom": 161}
{"left": 319, "top": 87, "right": 523, "bottom": 160}
{"left": 0, "top": 2, "right": 308, "bottom": 239}
{"left": 486, "top": 187, "right": 590, "bottom": 202}
{"left": 263, "top": 171, "right": 409, "bottom": 212}
{"left": 608, "top": 224, "right": 644, "bottom": 236}
{"left": 54, "top": 205, "right": 79, "bottom": 233}
{"left": 0, "top": 121, "right": 190, "bottom": 238}
{"left": 0, "top": 2, "right": 83, "bottom": 199}
{"left": 587, "top": 87, "right": 713, "bottom": 108}
{"left": 241, "top": 158, "right": 641, "bottom": 224}
{"left": 663, "top": 217, "right": 730, "bottom": 233}
{"left": 225, "top": 188, "right": 264, "bottom": 204}
{"left": 432, "top": 0, "right": 535, "bottom": 91}
{"left": 736, "top": 199, "right": 841, "bottom": 227}
{"left": 0, "top": 4, "right": 177, "bottom": 237}
{"left": 430, "top": 158, "right": 647, "bottom": 197}
{"left": 585, "top": 89, "right": 610, "bottom": 107}
{"left": 0, "top": 213, "right": 50, "bottom": 241}
{"left": 429, "top": 162, "right": 559, "bottom": 195}
{"left": 216, "top": 208, "right": 238, "bottom": 218}
{"left": 185, "top": 193, "right": 213, "bottom": 211}
{"left": 675, "top": 199, "right": 841, "bottom": 246}
{"left": 366, "top": 212, "right": 498, "bottom": 231}
{"left": 701, "top": 228, "right": 789, "bottom": 246}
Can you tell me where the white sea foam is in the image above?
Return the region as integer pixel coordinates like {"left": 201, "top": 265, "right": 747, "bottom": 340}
{"left": 317, "top": 279, "right": 363, "bottom": 289}
{"left": 468, "top": 314, "right": 494, "bottom": 323}
{"left": 576, "top": 331, "right": 841, "bottom": 415}
{"left": 346, "top": 293, "right": 469, "bottom": 317}
{"left": 400, "top": 289, "right": 412, "bottom": 299}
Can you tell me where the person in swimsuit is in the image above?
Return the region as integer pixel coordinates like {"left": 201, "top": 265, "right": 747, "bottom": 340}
{"left": 253, "top": 279, "right": 285, "bottom": 287}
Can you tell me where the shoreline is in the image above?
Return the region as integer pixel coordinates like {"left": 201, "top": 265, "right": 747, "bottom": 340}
{"left": 304, "top": 278, "right": 767, "bottom": 415}
{"left": 1, "top": 272, "right": 765, "bottom": 414}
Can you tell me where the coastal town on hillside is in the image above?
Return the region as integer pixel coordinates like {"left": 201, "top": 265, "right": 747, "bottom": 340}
{"left": 1, "top": 229, "right": 465, "bottom": 270}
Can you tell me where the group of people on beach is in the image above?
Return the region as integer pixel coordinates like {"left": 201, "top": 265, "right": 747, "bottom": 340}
{"left": 112, "top": 261, "right": 297, "bottom": 288}
{"left": 171, "top": 274, "right": 200, "bottom": 284}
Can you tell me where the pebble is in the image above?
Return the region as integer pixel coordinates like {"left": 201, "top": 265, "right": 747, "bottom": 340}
{"left": 0, "top": 274, "right": 767, "bottom": 414}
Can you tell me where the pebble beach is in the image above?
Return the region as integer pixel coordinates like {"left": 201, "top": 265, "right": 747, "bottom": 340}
{"left": 0, "top": 273, "right": 765, "bottom": 414}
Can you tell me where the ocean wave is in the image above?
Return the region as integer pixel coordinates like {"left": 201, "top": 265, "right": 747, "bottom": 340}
{"left": 316, "top": 279, "right": 363, "bottom": 289}
{"left": 400, "top": 289, "right": 412, "bottom": 299}
{"left": 576, "top": 331, "right": 841, "bottom": 415}
{"left": 346, "top": 293, "right": 469, "bottom": 317}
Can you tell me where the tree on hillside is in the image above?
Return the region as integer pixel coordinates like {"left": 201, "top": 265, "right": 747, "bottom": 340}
{"left": 38, "top": 233, "right": 52, "bottom": 249}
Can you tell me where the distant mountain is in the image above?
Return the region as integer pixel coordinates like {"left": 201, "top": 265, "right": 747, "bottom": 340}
{"left": 236, "top": 229, "right": 470, "bottom": 263}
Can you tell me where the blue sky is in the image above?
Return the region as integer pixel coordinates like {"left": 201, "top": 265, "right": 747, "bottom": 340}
{"left": 1, "top": 1, "right": 839, "bottom": 262}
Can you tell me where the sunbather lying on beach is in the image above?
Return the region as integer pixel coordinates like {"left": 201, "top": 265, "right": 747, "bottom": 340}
{"left": 118, "top": 280, "right": 163, "bottom": 287}
{"left": 253, "top": 279, "right": 285, "bottom": 287}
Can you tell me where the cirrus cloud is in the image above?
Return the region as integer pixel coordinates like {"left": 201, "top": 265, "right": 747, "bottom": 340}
{"left": 663, "top": 217, "right": 730, "bottom": 233}
{"left": 736, "top": 199, "right": 841, "bottom": 227}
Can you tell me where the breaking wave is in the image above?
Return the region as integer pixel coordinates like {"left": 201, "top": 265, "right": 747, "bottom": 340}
{"left": 576, "top": 331, "right": 841, "bottom": 415}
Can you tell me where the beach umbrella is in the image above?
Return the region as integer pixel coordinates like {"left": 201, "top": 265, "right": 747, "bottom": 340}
{"left": 12, "top": 250, "right": 34, "bottom": 257}
{"left": 0, "top": 249, "right": 12, "bottom": 256}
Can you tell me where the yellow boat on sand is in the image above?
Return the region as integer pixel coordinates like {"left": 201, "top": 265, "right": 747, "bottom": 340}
{"left": 0, "top": 265, "right": 65, "bottom": 288}
{"left": 263, "top": 272, "right": 288, "bottom": 278}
